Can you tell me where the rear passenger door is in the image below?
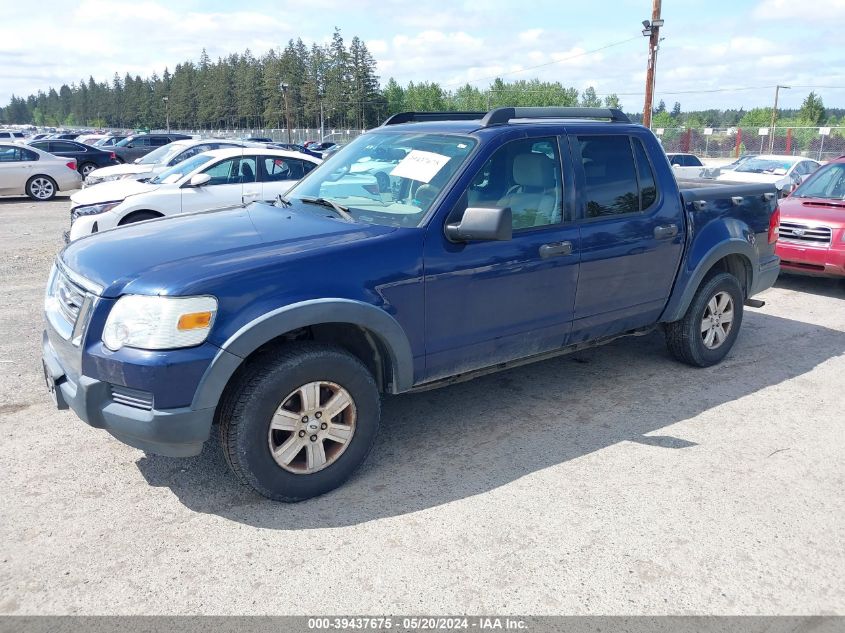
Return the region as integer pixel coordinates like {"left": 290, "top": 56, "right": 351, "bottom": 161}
{"left": 568, "top": 133, "right": 685, "bottom": 341}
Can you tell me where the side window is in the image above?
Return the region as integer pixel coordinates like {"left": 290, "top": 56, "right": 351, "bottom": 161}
{"left": 302, "top": 160, "right": 317, "bottom": 175}
{"left": 263, "top": 157, "right": 310, "bottom": 181}
{"left": 171, "top": 145, "right": 208, "bottom": 165}
{"left": 687, "top": 155, "right": 703, "bottom": 167}
{"left": 133, "top": 137, "right": 150, "bottom": 147}
{"left": 577, "top": 135, "right": 641, "bottom": 217}
{"left": 0, "top": 146, "right": 22, "bottom": 161}
{"left": 458, "top": 136, "right": 563, "bottom": 230}
{"left": 52, "top": 141, "right": 80, "bottom": 152}
{"left": 150, "top": 137, "right": 169, "bottom": 147}
{"left": 632, "top": 138, "right": 658, "bottom": 210}
{"left": 202, "top": 156, "right": 257, "bottom": 185}
{"left": 668, "top": 155, "right": 681, "bottom": 166}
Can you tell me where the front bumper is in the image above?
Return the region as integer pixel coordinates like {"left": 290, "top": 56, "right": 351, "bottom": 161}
{"left": 42, "top": 331, "right": 215, "bottom": 457}
{"left": 777, "top": 241, "right": 845, "bottom": 278}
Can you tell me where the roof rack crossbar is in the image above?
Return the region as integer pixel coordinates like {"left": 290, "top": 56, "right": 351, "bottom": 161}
{"left": 382, "top": 111, "right": 488, "bottom": 126}
{"left": 480, "top": 107, "right": 631, "bottom": 126}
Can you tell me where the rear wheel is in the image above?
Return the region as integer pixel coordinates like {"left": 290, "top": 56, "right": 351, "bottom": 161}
{"left": 219, "top": 343, "right": 381, "bottom": 502}
{"left": 79, "top": 162, "right": 97, "bottom": 178}
{"left": 665, "top": 272, "right": 744, "bottom": 367}
{"left": 26, "top": 175, "right": 57, "bottom": 201}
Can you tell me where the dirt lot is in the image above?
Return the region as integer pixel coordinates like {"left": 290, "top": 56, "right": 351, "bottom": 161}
{"left": 1, "top": 196, "right": 843, "bottom": 615}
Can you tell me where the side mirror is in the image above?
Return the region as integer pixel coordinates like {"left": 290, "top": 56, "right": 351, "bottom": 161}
{"left": 445, "top": 207, "right": 512, "bottom": 242}
{"left": 189, "top": 173, "right": 211, "bottom": 187}
{"left": 780, "top": 183, "right": 795, "bottom": 197}
{"left": 133, "top": 158, "right": 142, "bottom": 164}
{"left": 126, "top": 143, "right": 134, "bottom": 148}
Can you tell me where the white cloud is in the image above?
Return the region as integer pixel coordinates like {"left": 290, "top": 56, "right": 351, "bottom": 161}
{"left": 752, "top": 0, "right": 845, "bottom": 21}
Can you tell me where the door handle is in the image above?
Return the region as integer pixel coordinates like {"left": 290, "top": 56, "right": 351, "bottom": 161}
{"left": 654, "top": 224, "right": 678, "bottom": 240}
{"left": 539, "top": 241, "right": 573, "bottom": 259}
{"left": 242, "top": 191, "right": 260, "bottom": 202}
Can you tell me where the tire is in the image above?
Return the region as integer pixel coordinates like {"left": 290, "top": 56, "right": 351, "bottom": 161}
{"left": 118, "top": 211, "right": 161, "bottom": 225}
{"left": 664, "top": 272, "right": 744, "bottom": 367}
{"left": 79, "top": 162, "right": 97, "bottom": 178}
{"left": 26, "top": 175, "right": 57, "bottom": 201}
{"left": 219, "top": 343, "right": 381, "bottom": 502}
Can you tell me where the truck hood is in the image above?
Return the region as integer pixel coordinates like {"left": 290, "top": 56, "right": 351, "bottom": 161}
{"left": 71, "top": 179, "right": 160, "bottom": 206}
{"left": 60, "top": 201, "right": 396, "bottom": 297}
{"left": 90, "top": 163, "right": 155, "bottom": 179}
{"left": 779, "top": 197, "right": 845, "bottom": 227}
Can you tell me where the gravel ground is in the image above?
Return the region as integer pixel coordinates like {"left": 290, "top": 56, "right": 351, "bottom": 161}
{"left": 0, "top": 196, "right": 843, "bottom": 615}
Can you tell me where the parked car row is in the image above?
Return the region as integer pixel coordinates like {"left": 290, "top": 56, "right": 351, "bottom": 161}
{"left": 666, "top": 150, "right": 822, "bottom": 192}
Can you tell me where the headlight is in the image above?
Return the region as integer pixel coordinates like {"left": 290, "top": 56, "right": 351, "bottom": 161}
{"left": 71, "top": 200, "right": 123, "bottom": 219}
{"left": 102, "top": 295, "right": 218, "bottom": 351}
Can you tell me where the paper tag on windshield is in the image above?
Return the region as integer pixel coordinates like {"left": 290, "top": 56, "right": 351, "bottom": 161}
{"left": 389, "top": 150, "right": 451, "bottom": 183}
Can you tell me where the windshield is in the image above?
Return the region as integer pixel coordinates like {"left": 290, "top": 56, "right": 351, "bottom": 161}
{"left": 285, "top": 131, "right": 477, "bottom": 227}
{"left": 150, "top": 153, "right": 213, "bottom": 184}
{"left": 736, "top": 158, "right": 794, "bottom": 174}
{"left": 793, "top": 163, "right": 845, "bottom": 201}
{"left": 137, "top": 142, "right": 185, "bottom": 165}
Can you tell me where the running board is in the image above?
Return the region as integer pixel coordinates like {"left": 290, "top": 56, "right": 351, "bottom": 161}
{"left": 745, "top": 298, "right": 765, "bottom": 308}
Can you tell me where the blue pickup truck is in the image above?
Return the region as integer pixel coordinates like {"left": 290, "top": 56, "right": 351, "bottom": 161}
{"left": 42, "top": 107, "right": 781, "bottom": 501}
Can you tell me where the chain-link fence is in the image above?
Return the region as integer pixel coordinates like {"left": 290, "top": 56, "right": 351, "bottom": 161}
{"left": 654, "top": 126, "right": 845, "bottom": 160}
{"left": 156, "top": 127, "right": 366, "bottom": 145}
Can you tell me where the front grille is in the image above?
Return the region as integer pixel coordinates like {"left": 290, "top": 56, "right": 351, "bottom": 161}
{"left": 779, "top": 222, "right": 832, "bottom": 246}
{"left": 110, "top": 385, "right": 154, "bottom": 411}
{"left": 54, "top": 272, "right": 84, "bottom": 323}
{"left": 45, "top": 264, "right": 99, "bottom": 344}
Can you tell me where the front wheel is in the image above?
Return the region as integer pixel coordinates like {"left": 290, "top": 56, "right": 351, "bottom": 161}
{"left": 664, "top": 272, "right": 744, "bottom": 367}
{"left": 219, "top": 343, "right": 381, "bottom": 502}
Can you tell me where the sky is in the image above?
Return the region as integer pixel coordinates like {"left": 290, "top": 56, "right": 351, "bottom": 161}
{"left": 1, "top": 0, "right": 843, "bottom": 113}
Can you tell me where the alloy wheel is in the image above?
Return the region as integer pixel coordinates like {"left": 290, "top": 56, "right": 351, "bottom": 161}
{"left": 700, "top": 291, "right": 734, "bottom": 349}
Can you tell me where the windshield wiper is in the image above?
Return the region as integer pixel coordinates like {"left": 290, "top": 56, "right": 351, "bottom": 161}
{"left": 275, "top": 194, "right": 292, "bottom": 208}
{"left": 300, "top": 196, "right": 355, "bottom": 222}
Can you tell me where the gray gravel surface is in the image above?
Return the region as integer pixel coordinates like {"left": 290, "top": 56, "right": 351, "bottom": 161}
{"left": 1, "top": 196, "right": 843, "bottom": 615}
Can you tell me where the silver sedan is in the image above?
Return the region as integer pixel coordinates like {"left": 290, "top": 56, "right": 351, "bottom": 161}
{"left": 0, "top": 142, "right": 82, "bottom": 200}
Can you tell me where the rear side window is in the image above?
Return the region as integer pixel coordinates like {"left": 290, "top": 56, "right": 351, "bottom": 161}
{"left": 52, "top": 141, "right": 80, "bottom": 152}
{"left": 577, "top": 135, "right": 658, "bottom": 217}
{"left": 686, "top": 155, "right": 703, "bottom": 167}
{"left": 632, "top": 139, "right": 657, "bottom": 209}
{"left": 150, "top": 137, "right": 170, "bottom": 147}
{"left": 577, "top": 135, "right": 639, "bottom": 217}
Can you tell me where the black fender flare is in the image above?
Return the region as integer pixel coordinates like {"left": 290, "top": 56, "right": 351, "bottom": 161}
{"left": 661, "top": 239, "right": 756, "bottom": 323}
{"left": 191, "top": 299, "right": 415, "bottom": 410}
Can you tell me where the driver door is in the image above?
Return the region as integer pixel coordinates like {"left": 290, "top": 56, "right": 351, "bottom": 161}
{"left": 422, "top": 135, "right": 581, "bottom": 382}
{"left": 181, "top": 155, "right": 259, "bottom": 213}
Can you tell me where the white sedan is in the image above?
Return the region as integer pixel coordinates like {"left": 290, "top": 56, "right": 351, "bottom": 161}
{"left": 715, "top": 154, "right": 820, "bottom": 191}
{"left": 84, "top": 138, "right": 257, "bottom": 187}
{"left": 0, "top": 142, "right": 82, "bottom": 200}
{"left": 67, "top": 148, "right": 320, "bottom": 241}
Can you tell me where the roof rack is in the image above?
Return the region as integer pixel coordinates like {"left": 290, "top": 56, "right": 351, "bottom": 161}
{"left": 382, "top": 111, "right": 487, "bottom": 125}
{"left": 381, "top": 107, "right": 631, "bottom": 128}
{"left": 481, "top": 107, "right": 630, "bottom": 125}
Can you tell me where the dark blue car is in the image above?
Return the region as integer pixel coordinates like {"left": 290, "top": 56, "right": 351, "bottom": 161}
{"left": 42, "top": 108, "right": 780, "bottom": 501}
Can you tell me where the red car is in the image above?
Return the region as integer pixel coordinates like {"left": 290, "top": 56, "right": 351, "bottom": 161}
{"left": 776, "top": 156, "right": 845, "bottom": 278}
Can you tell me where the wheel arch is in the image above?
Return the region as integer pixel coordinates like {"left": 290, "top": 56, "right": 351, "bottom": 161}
{"left": 661, "top": 240, "right": 755, "bottom": 323}
{"left": 192, "top": 299, "right": 415, "bottom": 411}
{"left": 118, "top": 209, "right": 164, "bottom": 225}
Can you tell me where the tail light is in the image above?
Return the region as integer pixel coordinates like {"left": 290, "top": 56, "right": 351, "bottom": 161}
{"left": 109, "top": 152, "right": 116, "bottom": 160}
{"left": 66, "top": 161, "right": 77, "bottom": 171}
{"left": 768, "top": 206, "right": 780, "bottom": 244}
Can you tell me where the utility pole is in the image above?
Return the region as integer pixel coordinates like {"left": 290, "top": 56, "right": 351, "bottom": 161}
{"left": 641, "top": 0, "right": 663, "bottom": 128}
{"left": 162, "top": 96, "right": 169, "bottom": 132}
{"left": 280, "top": 82, "right": 292, "bottom": 143}
{"left": 769, "top": 84, "right": 790, "bottom": 153}
{"left": 320, "top": 100, "right": 325, "bottom": 142}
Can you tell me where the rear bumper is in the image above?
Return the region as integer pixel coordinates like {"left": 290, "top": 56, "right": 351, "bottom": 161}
{"left": 777, "top": 241, "right": 845, "bottom": 278}
{"left": 43, "top": 331, "right": 214, "bottom": 457}
{"left": 750, "top": 255, "right": 781, "bottom": 296}
{"left": 56, "top": 170, "right": 83, "bottom": 192}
